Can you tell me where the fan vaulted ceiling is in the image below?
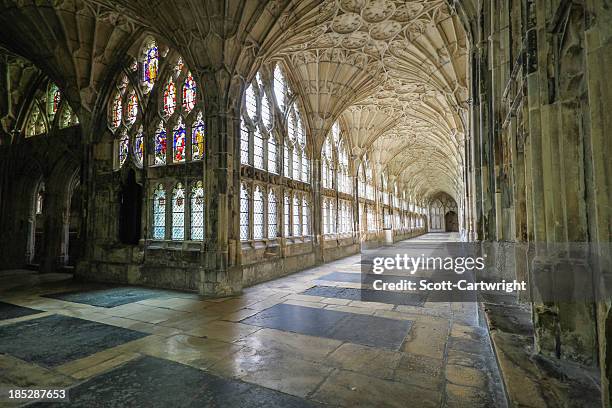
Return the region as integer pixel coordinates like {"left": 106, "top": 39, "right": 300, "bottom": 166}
{"left": 263, "top": 0, "right": 469, "bottom": 201}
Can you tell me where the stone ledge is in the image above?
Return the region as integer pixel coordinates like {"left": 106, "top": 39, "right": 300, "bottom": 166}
{"left": 482, "top": 295, "right": 601, "bottom": 408}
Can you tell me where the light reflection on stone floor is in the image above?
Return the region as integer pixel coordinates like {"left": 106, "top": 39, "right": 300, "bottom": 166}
{"left": 0, "top": 234, "right": 506, "bottom": 408}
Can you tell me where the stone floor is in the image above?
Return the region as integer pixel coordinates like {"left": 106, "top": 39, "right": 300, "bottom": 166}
{"left": 0, "top": 234, "right": 507, "bottom": 407}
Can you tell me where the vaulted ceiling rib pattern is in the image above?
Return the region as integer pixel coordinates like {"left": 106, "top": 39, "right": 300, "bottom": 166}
{"left": 265, "top": 0, "right": 468, "bottom": 201}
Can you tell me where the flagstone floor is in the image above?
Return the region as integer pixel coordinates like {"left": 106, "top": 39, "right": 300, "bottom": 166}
{"left": 0, "top": 233, "right": 506, "bottom": 407}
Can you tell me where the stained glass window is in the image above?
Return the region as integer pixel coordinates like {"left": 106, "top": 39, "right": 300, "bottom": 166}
{"left": 47, "top": 83, "right": 61, "bottom": 122}
{"left": 253, "top": 186, "right": 264, "bottom": 240}
{"left": 173, "top": 118, "right": 186, "bottom": 163}
{"left": 284, "top": 193, "right": 290, "bottom": 237}
{"left": 268, "top": 136, "right": 277, "bottom": 173}
{"left": 118, "top": 130, "right": 129, "bottom": 168}
{"left": 172, "top": 184, "right": 185, "bottom": 240}
{"left": 110, "top": 92, "right": 122, "bottom": 130}
{"left": 293, "top": 194, "right": 300, "bottom": 236}
{"left": 191, "top": 181, "right": 204, "bottom": 240}
{"left": 183, "top": 73, "right": 196, "bottom": 113}
{"left": 154, "top": 121, "right": 167, "bottom": 165}
{"left": 192, "top": 112, "right": 205, "bottom": 161}
{"left": 175, "top": 57, "right": 184, "bottom": 73}
{"left": 245, "top": 84, "right": 257, "bottom": 121}
{"left": 240, "top": 184, "right": 250, "bottom": 241}
{"left": 240, "top": 119, "right": 249, "bottom": 165}
{"left": 153, "top": 185, "right": 166, "bottom": 239}
{"left": 59, "top": 103, "right": 79, "bottom": 129}
{"left": 142, "top": 40, "right": 158, "bottom": 92}
{"left": 25, "top": 104, "right": 46, "bottom": 137}
{"left": 268, "top": 190, "right": 277, "bottom": 239}
{"left": 302, "top": 197, "right": 309, "bottom": 236}
{"left": 125, "top": 90, "right": 138, "bottom": 127}
{"left": 134, "top": 126, "right": 144, "bottom": 167}
{"left": 163, "top": 79, "right": 176, "bottom": 117}
{"left": 273, "top": 64, "right": 286, "bottom": 111}
{"left": 253, "top": 128, "right": 264, "bottom": 169}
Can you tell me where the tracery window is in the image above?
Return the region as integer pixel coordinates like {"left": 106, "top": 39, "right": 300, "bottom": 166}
{"left": 241, "top": 74, "right": 276, "bottom": 173}
{"left": 240, "top": 184, "right": 250, "bottom": 241}
{"left": 183, "top": 73, "right": 196, "bottom": 113}
{"left": 284, "top": 192, "right": 290, "bottom": 238}
{"left": 152, "top": 185, "right": 166, "bottom": 240}
{"left": 292, "top": 194, "right": 301, "bottom": 236}
{"left": 142, "top": 39, "right": 158, "bottom": 92}
{"left": 192, "top": 113, "right": 205, "bottom": 161}
{"left": 191, "top": 181, "right": 204, "bottom": 240}
{"left": 118, "top": 130, "right": 129, "bottom": 168}
{"left": 239, "top": 65, "right": 312, "bottom": 247}
{"left": 47, "top": 83, "right": 61, "bottom": 123}
{"left": 172, "top": 184, "right": 185, "bottom": 240}
{"left": 253, "top": 186, "right": 265, "bottom": 240}
{"left": 302, "top": 196, "right": 310, "bottom": 236}
{"left": 25, "top": 81, "right": 78, "bottom": 138}
{"left": 173, "top": 118, "right": 186, "bottom": 163}
{"left": 163, "top": 78, "right": 177, "bottom": 117}
{"left": 155, "top": 121, "right": 167, "bottom": 165}
{"left": 268, "top": 190, "right": 278, "bottom": 239}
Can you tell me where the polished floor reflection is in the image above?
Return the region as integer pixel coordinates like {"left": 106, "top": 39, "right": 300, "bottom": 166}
{"left": 0, "top": 234, "right": 505, "bottom": 407}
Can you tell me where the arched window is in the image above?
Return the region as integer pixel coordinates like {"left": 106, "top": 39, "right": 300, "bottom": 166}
{"left": 134, "top": 126, "right": 144, "bottom": 167}
{"left": 241, "top": 74, "right": 276, "bottom": 173}
{"left": 283, "top": 192, "right": 290, "bottom": 237}
{"left": 283, "top": 140, "right": 290, "bottom": 177}
{"left": 58, "top": 103, "right": 79, "bottom": 129}
{"left": 245, "top": 84, "right": 257, "bottom": 120}
{"left": 268, "top": 135, "right": 278, "bottom": 174}
{"left": 273, "top": 64, "right": 287, "bottom": 111}
{"left": 253, "top": 186, "right": 264, "bottom": 240}
{"left": 118, "top": 130, "right": 129, "bottom": 168}
{"left": 302, "top": 196, "right": 309, "bottom": 236}
{"left": 163, "top": 78, "right": 176, "bottom": 117}
{"left": 152, "top": 185, "right": 166, "bottom": 239}
{"left": 142, "top": 39, "right": 158, "bottom": 92}
{"left": 268, "top": 190, "right": 277, "bottom": 239}
{"left": 338, "top": 141, "right": 351, "bottom": 194}
{"left": 25, "top": 103, "right": 46, "bottom": 137}
{"left": 191, "top": 181, "right": 204, "bottom": 240}
{"left": 240, "top": 119, "right": 249, "bottom": 165}
{"left": 125, "top": 90, "right": 138, "bottom": 128}
{"left": 171, "top": 184, "right": 185, "bottom": 240}
{"left": 183, "top": 73, "right": 196, "bottom": 113}
{"left": 254, "top": 128, "right": 264, "bottom": 169}
{"left": 47, "top": 83, "right": 61, "bottom": 123}
{"left": 192, "top": 112, "right": 205, "bottom": 161}
{"left": 240, "top": 184, "right": 250, "bottom": 241}
{"left": 322, "top": 133, "right": 334, "bottom": 189}
{"left": 110, "top": 91, "right": 122, "bottom": 130}
{"left": 292, "top": 194, "right": 301, "bottom": 236}
{"left": 173, "top": 118, "right": 186, "bottom": 163}
{"left": 154, "top": 121, "right": 167, "bottom": 165}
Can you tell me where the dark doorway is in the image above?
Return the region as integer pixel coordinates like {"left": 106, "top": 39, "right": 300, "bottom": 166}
{"left": 67, "top": 183, "right": 82, "bottom": 266}
{"left": 445, "top": 211, "right": 458, "bottom": 232}
{"left": 30, "top": 181, "right": 45, "bottom": 265}
{"left": 119, "top": 170, "right": 143, "bottom": 245}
